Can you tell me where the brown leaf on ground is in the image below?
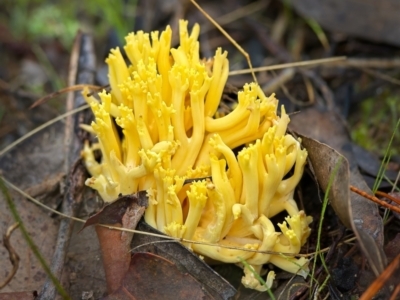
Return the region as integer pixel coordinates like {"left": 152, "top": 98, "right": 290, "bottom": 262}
{"left": 81, "top": 191, "right": 148, "bottom": 231}
{"left": 88, "top": 193, "right": 148, "bottom": 294}
{"left": 298, "top": 135, "right": 351, "bottom": 227}
{"left": 131, "top": 221, "right": 236, "bottom": 300}
{"left": 103, "top": 252, "right": 214, "bottom": 300}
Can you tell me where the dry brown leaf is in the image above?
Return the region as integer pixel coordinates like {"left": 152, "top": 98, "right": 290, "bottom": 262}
{"left": 83, "top": 193, "right": 148, "bottom": 294}
{"left": 103, "top": 252, "right": 214, "bottom": 300}
{"left": 131, "top": 221, "right": 236, "bottom": 300}
{"left": 290, "top": 107, "right": 386, "bottom": 276}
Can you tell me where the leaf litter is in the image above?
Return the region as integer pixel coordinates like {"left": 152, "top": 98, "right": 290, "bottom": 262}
{"left": 1, "top": 0, "right": 400, "bottom": 299}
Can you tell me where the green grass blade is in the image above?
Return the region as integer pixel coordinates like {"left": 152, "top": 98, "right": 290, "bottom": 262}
{"left": 310, "top": 157, "right": 342, "bottom": 295}
{"left": 372, "top": 118, "right": 400, "bottom": 193}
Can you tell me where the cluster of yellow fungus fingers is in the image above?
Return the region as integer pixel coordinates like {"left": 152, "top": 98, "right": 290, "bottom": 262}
{"left": 81, "top": 20, "right": 313, "bottom": 291}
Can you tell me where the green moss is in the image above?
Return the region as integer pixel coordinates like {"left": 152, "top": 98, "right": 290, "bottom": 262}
{"left": 350, "top": 94, "right": 400, "bottom": 157}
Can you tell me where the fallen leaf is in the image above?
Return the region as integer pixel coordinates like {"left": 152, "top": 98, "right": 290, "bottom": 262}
{"left": 103, "top": 252, "right": 214, "bottom": 300}
{"left": 81, "top": 191, "right": 148, "bottom": 231}
{"left": 83, "top": 192, "right": 148, "bottom": 293}
{"left": 290, "top": 107, "right": 386, "bottom": 276}
{"left": 131, "top": 221, "right": 236, "bottom": 300}
{"left": 298, "top": 135, "right": 351, "bottom": 227}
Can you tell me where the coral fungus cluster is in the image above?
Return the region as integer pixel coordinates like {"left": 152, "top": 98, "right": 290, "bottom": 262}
{"left": 81, "top": 20, "right": 312, "bottom": 291}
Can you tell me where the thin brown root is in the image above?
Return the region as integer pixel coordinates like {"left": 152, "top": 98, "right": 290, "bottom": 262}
{"left": 0, "top": 223, "right": 20, "bottom": 290}
{"left": 30, "top": 84, "right": 104, "bottom": 109}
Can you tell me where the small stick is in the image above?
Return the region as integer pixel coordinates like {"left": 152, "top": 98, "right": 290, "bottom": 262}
{"left": 229, "top": 56, "right": 347, "bottom": 76}
{"left": 329, "top": 58, "right": 400, "bottom": 69}
{"left": 389, "top": 284, "right": 400, "bottom": 300}
{"left": 37, "top": 33, "right": 96, "bottom": 300}
{"left": 356, "top": 67, "right": 400, "bottom": 86}
{"left": 375, "top": 191, "right": 400, "bottom": 206}
{"left": 350, "top": 186, "right": 400, "bottom": 214}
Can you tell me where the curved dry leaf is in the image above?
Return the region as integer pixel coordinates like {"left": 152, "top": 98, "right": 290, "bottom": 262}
{"left": 299, "top": 136, "right": 387, "bottom": 276}
{"left": 93, "top": 194, "right": 148, "bottom": 294}
{"left": 81, "top": 191, "right": 148, "bottom": 230}
{"left": 299, "top": 135, "right": 351, "bottom": 227}
{"left": 290, "top": 107, "right": 386, "bottom": 276}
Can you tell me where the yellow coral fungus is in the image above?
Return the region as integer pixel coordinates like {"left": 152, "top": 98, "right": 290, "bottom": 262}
{"left": 82, "top": 20, "right": 312, "bottom": 291}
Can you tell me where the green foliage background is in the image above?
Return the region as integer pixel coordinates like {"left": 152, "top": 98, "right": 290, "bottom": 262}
{"left": 1, "top": 0, "right": 137, "bottom": 48}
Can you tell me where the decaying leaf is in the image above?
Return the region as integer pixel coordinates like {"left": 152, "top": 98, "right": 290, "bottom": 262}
{"left": 290, "top": 107, "right": 386, "bottom": 276}
{"left": 131, "top": 221, "right": 236, "bottom": 300}
{"left": 82, "top": 193, "right": 148, "bottom": 294}
{"left": 298, "top": 135, "right": 351, "bottom": 227}
{"left": 81, "top": 191, "right": 148, "bottom": 230}
{"left": 103, "top": 252, "right": 214, "bottom": 300}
